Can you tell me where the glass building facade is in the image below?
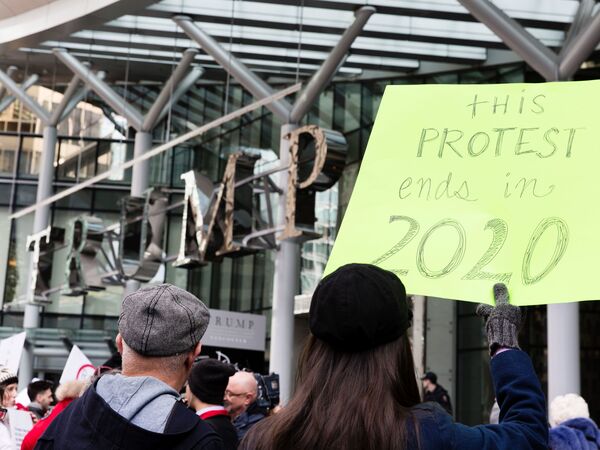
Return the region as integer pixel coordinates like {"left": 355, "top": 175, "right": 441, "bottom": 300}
{"left": 1, "top": 61, "right": 598, "bottom": 423}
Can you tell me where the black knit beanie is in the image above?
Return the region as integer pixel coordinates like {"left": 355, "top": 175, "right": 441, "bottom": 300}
{"left": 310, "top": 263, "right": 412, "bottom": 352}
{"left": 188, "top": 359, "right": 237, "bottom": 405}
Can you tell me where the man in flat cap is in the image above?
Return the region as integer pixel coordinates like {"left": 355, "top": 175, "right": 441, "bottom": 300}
{"left": 36, "top": 284, "right": 224, "bottom": 450}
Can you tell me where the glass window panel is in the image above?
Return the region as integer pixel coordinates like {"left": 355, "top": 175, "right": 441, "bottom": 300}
{"left": 218, "top": 258, "right": 233, "bottom": 311}
{"left": 19, "top": 137, "right": 48, "bottom": 177}
{"left": 0, "top": 184, "right": 12, "bottom": 206}
{"left": 233, "top": 256, "right": 254, "bottom": 312}
{"left": 171, "top": 145, "right": 195, "bottom": 187}
{"left": 93, "top": 189, "right": 128, "bottom": 212}
{"left": 3, "top": 214, "right": 33, "bottom": 306}
{"left": 84, "top": 285, "right": 123, "bottom": 317}
{"left": 149, "top": 146, "right": 172, "bottom": 187}
{"left": 188, "top": 265, "right": 212, "bottom": 307}
{"left": 96, "top": 141, "right": 133, "bottom": 183}
{"left": 56, "top": 139, "right": 97, "bottom": 181}
{"left": 82, "top": 315, "right": 118, "bottom": 332}
{"left": 55, "top": 188, "right": 93, "bottom": 211}
{"left": 40, "top": 314, "right": 80, "bottom": 330}
{"left": 0, "top": 135, "right": 18, "bottom": 176}
{"left": 1, "top": 312, "right": 23, "bottom": 327}
{"left": 15, "top": 184, "right": 37, "bottom": 206}
{"left": 44, "top": 210, "right": 86, "bottom": 315}
{"left": 165, "top": 215, "right": 189, "bottom": 290}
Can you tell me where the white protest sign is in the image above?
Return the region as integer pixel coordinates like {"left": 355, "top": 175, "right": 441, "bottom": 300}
{"left": 0, "top": 332, "right": 26, "bottom": 373}
{"left": 7, "top": 409, "right": 33, "bottom": 448}
{"left": 59, "top": 345, "right": 95, "bottom": 384}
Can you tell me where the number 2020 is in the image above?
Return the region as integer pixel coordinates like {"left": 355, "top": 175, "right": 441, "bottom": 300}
{"left": 371, "top": 215, "right": 569, "bottom": 285}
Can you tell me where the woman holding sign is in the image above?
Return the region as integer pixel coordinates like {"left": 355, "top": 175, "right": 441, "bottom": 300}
{"left": 0, "top": 367, "right": 18, "bottom": 450}
{"left": 240, "top": 264, "right": 547, "bottom": 450}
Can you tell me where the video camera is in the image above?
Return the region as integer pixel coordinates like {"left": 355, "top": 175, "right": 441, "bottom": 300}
{"left": 254, "top": 373, "right": 280, "bottom": 411}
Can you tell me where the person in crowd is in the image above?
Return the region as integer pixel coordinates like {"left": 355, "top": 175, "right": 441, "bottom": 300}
{"left": 421, "top": 371, "right": 453, "bottom": 415}
{"left": 225, "top": 371, "right": 266, "bottom": 440}
{"left": 186, "top": 359, "right": 238, "bottom": 450}
{"left": 0, "top": 367, "right": 18, "bottom": 450}
{"left": 240, "top": 263, "right": 548, "bottom": 450}
{"left": 36, "top": 284, "right": 224, "bottom": 450}
{"left": 26, "top": 380, "right": 53, "bottom": 420}
{"left": 21, "top": 379, "right": 88, "bottom": 450}
{"left": 549, "top": 393, "right": 600, "bottom": 450}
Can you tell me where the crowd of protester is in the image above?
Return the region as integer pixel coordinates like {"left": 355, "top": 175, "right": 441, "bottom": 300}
{"left": 0, "top": 269, "right": 597, "bottom": 449}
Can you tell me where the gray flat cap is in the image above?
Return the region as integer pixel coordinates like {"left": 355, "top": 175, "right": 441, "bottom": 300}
{"left": 119, "top": 284, "right": 210, "bottom": 357}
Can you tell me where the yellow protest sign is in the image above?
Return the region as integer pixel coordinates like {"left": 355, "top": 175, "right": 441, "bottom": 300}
{"left": 325, "top": 81, "right": 600, "bottom": 306}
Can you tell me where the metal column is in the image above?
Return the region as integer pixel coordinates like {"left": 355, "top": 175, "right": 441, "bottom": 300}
{"left": 123, "top": 130, "right": 153, "bottom": 297}
{"left": 19, "top": 128, "right": 56, "bottom": 388}
{"left": 548, "top": 303, "right": 581, "bottom": 401}
{"left": 269, "top": 123, "right": 299, "bottom": 404}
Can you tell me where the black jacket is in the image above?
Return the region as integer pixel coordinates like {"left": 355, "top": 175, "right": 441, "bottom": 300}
{"left": 233, "top": 401, "right": 266, "bottom": 441}
{"left": 34, "top": 383, "right": 224, "bottom": 450}
{"left": 423, "top": 384, "right": 453, "bottom": 415}
{"left": 204, "top": 414, "right": 238, "bottom": 450}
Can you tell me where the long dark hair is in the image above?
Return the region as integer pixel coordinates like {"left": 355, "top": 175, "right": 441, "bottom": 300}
{"left": 241, "top": 334, "right": 421, "bottom": 450}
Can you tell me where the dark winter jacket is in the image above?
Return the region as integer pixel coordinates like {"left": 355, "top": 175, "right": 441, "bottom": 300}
{"left": 550, "top": 417, "right": 600, "bottom": 450}
{"left": 34, "top": 382, "right": 224, "bottom": 450}
{"left": 233, "top": 401, "right": 266, "bottom": 441}
{"left": 408, "top": 350, "right": 548, "bottom": 450}
{"left": 203, "top": 413, "right": 238, "bottom": 450}
{"left": 423, "top": 384, "right": 453, "bottom": 415}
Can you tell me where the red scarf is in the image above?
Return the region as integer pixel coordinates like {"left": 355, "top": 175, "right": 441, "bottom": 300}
{"left": 199, "top": 409, "right": 230, "bottom": 420}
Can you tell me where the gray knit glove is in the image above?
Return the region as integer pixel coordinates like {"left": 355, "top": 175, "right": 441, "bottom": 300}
{"left": 476, "top": 283, "right": 522, "bottom": 355}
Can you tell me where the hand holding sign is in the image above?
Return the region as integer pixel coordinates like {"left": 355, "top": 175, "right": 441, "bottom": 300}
{"left": 325, "top": 81, "right": 600, "bottom": 305}
{"left": 477, "top": 284, "right": 522, "bottom": 355}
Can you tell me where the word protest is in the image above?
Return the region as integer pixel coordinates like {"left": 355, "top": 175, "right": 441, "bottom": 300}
{"left": 325, "top": 81, "right": 600, "bottom": 305}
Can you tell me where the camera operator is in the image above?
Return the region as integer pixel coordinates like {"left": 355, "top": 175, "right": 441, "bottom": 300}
{"left": 224, "top": 371, "right": 266, "bottom": 440}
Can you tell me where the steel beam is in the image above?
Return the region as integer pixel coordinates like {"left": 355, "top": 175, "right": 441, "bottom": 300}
{"left": 0, "top": 74, "right": 39, "bottom": 114}
{"left": 458, "top": 0, "right": 558, "bottom": 81}
{"left": 9, "top": 82, "right": 301, "bottom": 217}
{"left": 131, "top": 131, "right": 152, "bottom": 198}
{"left": 0, "top": 69, "right": 50, "bottom": 124}
{"left": 49, "top": 74, "right": 81, "bottom": 126}
{"left": 174, "top": 15, "right": 293, "bottom": 122}
{"left": 156, "top": 66, "right": 204, "bottom": 125}
{"left": 58, "top": 71, "right": 106, "bottom": 124}
{"left": 142, "top": 48, "right": 199, "bottom": 131}
{"left": 289, "top": 6, "right": 375, "bottom": 123}
{"left": 34, "top": 126, "right": 58, "bottom": 233}
{"left": 53, "top": 48, "right": 144, "bottom": 130}
{"left": 0, "top": 65, "right": 17, "bottom": 100}
{"left": 559, "top": 10, "right": 600, "bottom": 79}
{"left": 559, "top": 0, "right": 596, "bottom": 59}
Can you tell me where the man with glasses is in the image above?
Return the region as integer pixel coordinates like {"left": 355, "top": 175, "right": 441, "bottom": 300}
{"left": 224, "top": 371, "right": 266, "bottom": 440}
